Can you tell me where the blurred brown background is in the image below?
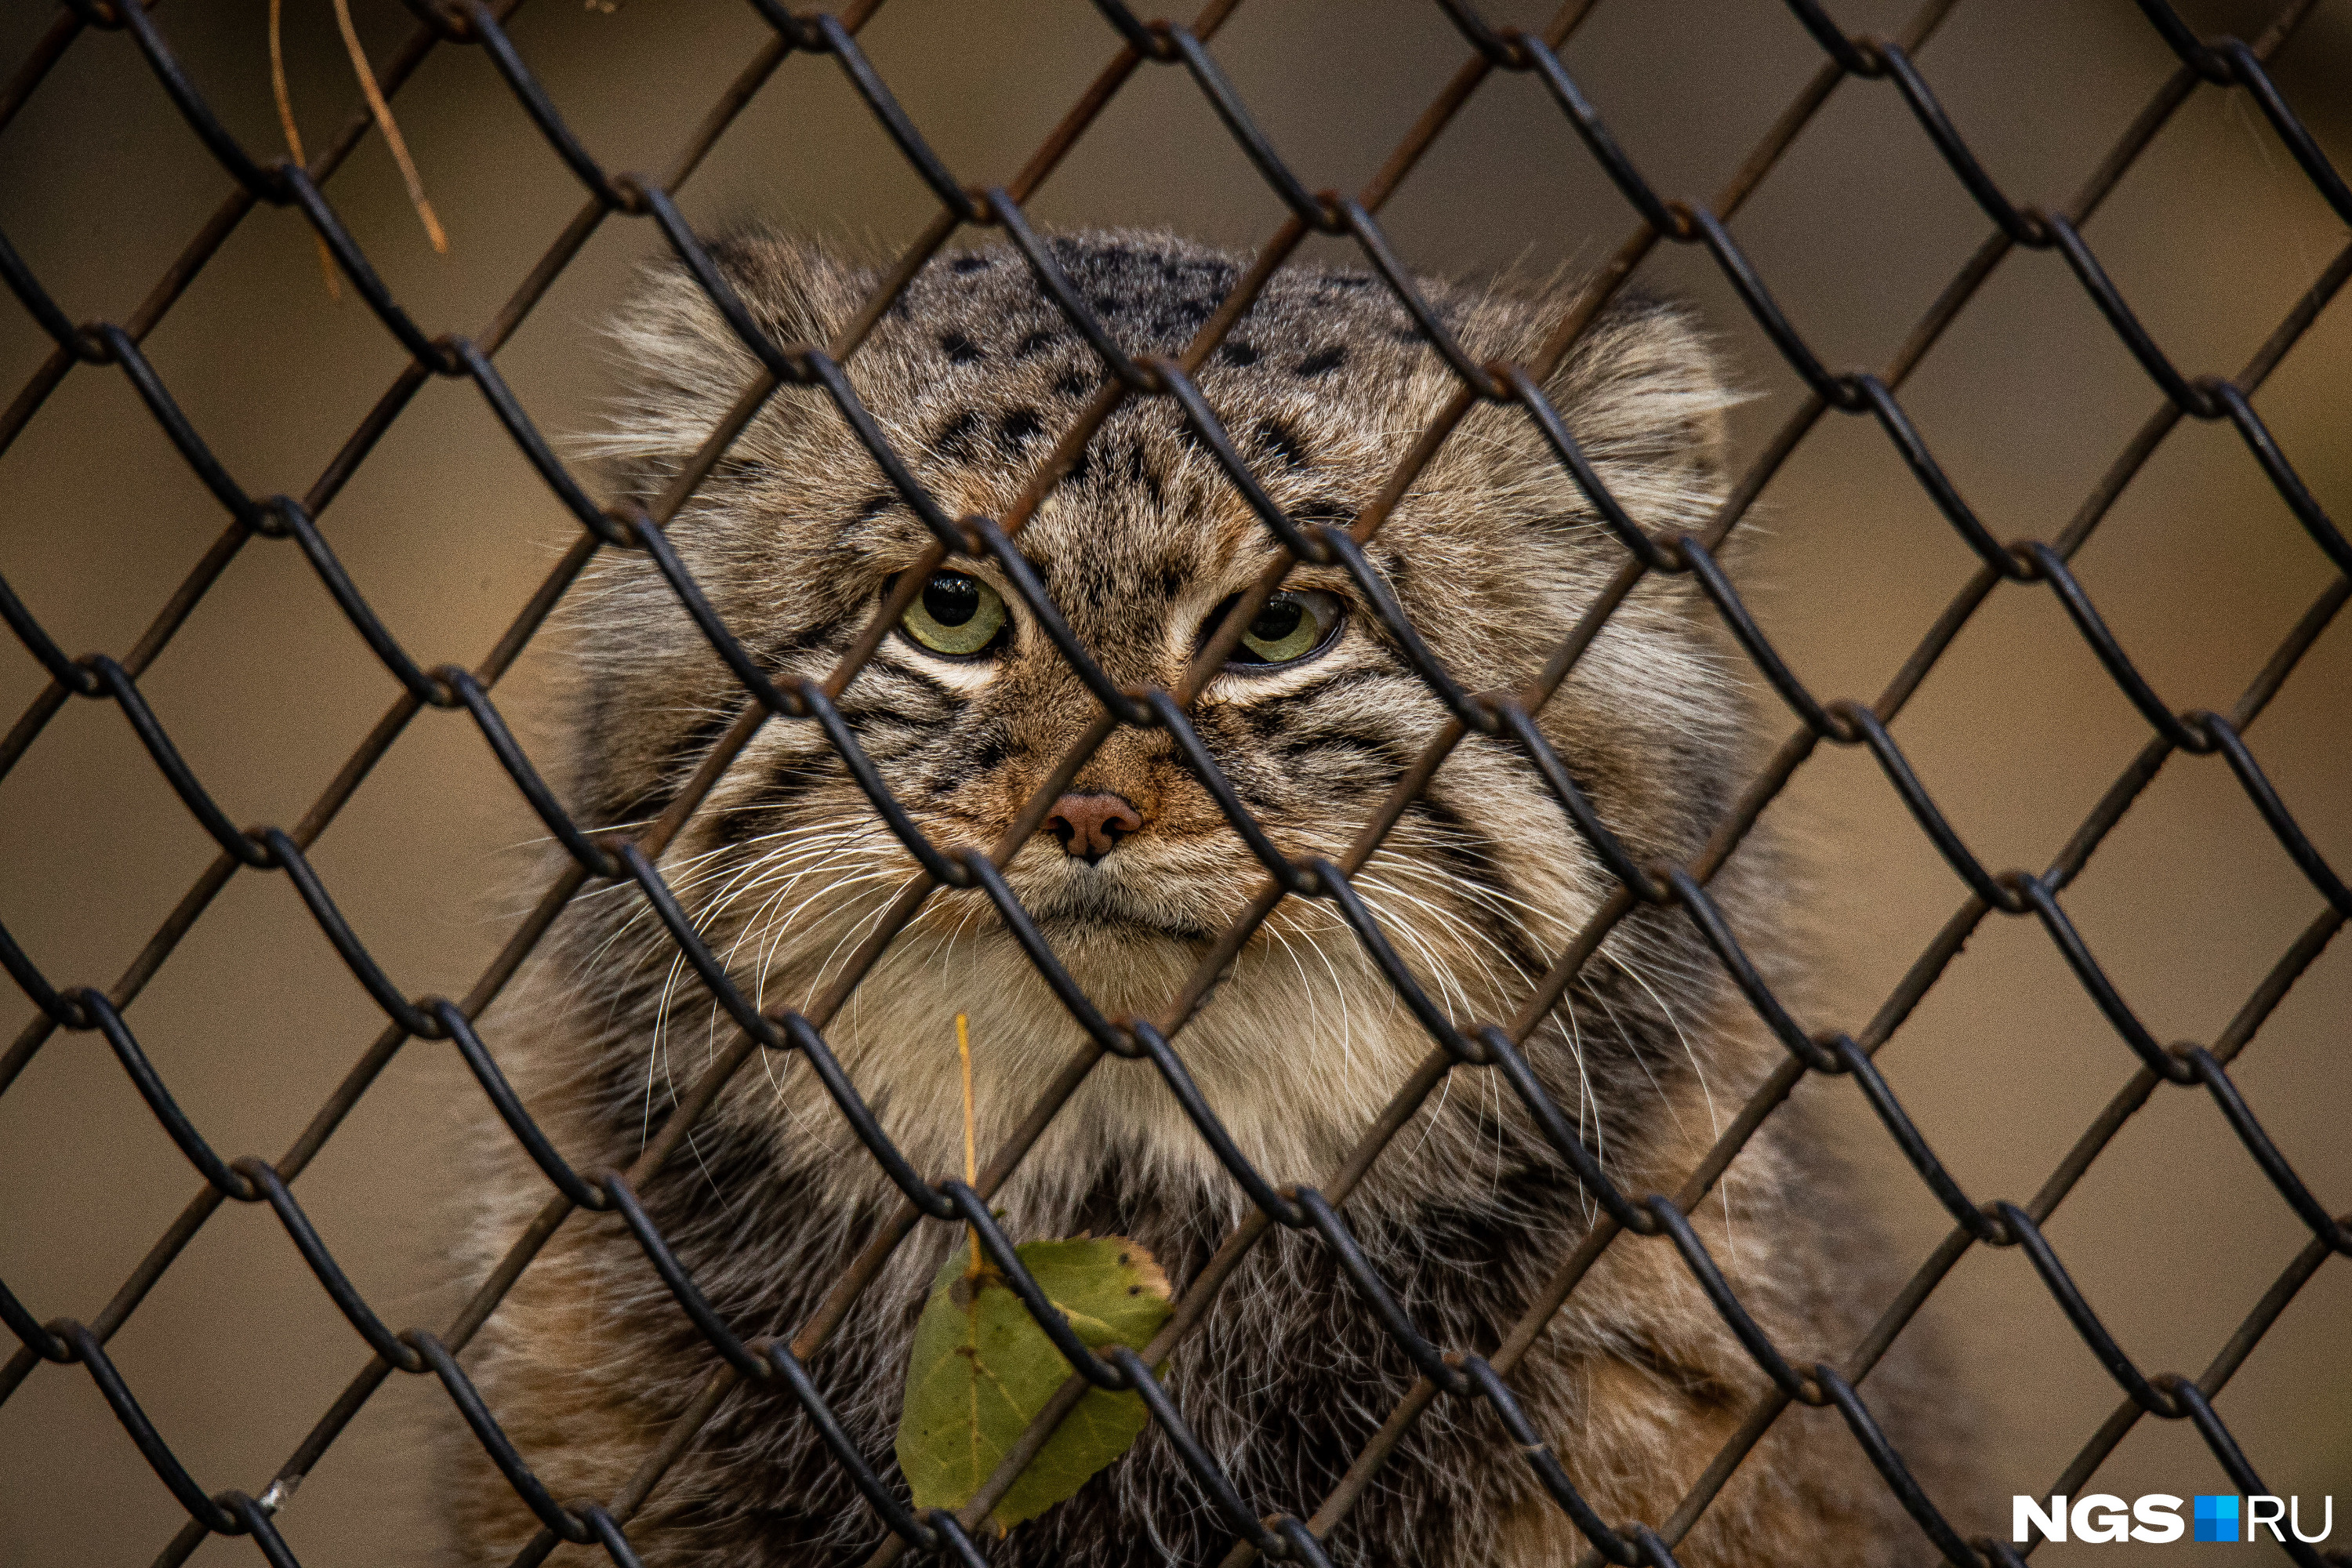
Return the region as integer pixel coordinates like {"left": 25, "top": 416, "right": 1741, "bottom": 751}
{"left": 0, "top": 0, "right": 2346, "bottom": 1563}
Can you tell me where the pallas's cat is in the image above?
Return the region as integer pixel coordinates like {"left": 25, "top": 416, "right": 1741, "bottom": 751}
{"left": 448, "top": 232, "right": 1962, "bottom": 1566}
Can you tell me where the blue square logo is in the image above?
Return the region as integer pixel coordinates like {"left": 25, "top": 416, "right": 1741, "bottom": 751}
{"left": 2194, "top": 1494, "right": 2240, "bottom": 1543}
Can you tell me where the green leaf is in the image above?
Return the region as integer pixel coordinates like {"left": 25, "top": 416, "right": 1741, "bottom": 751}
{"left": 895, "top": 1235, "right": 1174, "bottom": 1531}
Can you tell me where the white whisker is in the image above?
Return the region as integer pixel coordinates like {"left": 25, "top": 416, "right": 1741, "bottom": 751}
{"left": 1606, "top": 950, "right": 1735, "bottom": 1263}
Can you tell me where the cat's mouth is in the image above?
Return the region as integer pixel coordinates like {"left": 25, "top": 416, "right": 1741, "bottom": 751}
{"left": 1006, "top": 855, "right": 1233, "bottom": 946}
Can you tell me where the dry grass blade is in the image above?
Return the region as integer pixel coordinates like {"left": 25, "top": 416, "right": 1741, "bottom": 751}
{"left": 329, "top": 0, "right": 449, "bottom": 254}
{"left": 269, "top": 0, "right": 343, "bottom": 297}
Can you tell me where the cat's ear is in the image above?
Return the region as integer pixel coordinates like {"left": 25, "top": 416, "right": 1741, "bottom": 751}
{"left": 593, "top": 230, "right": 866, "bottom": 494}
{"left": 1543, "top": 296, "right": 1734, "bottom": 490}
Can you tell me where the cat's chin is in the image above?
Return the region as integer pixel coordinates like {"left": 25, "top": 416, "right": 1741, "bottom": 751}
{"left": 1000, "top": 848, "right": 1250, "bottom": 947}
{"left": 1030, "top": 913, "right": 1221, "bottom": 953}
{"left": 1023, "top": 896, "right": 1222, "bottom": 947}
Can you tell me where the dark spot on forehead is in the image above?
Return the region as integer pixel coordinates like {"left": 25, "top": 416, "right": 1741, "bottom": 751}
{"left": 1292, "top": 495, "right": 1353, "bottom": 525}
{"left": 1015, "top": 328, "right": 1061, "bottom": 359}
{"left": 939, "top": 332, "right": 984, "bottom": 365}
{"left": 848, "top": 492, "right": 895, "bottom": 525}
{"left": 950, "top": 253, "right": 993, "bottom": 274}
{"left": 996, "top": 407, "right": 1045, "bottom": 455}
{"left": 1054, "top": 368, "right": 1093, "bottom": 399}
{"left": 1295, "top": 346, "right": 1348, "bottom": 377}
{"left": 1170, "top": 296, "right": 1218, "bottom": 336}
{"left": 1256, "top": 418, "right": 1310, "bottom": 469}
{"left": 1216, "top": 340, "right": 1260, "bottom": 367}
{"left": 931, "top": 409, "right": 985, "bottom": 463}
{"left": 1120, "top": 440, "right": 1163, "bottom": 506}
{"left": 1155, "top": 563, "right": 1185, "bottom": 598}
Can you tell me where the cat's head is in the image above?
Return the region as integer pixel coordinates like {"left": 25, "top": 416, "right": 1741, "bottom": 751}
{"left": 561, "top": 230, "right": 1752, "bottom": 1205}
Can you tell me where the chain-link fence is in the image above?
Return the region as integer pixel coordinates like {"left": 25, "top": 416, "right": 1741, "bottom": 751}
{"left": 0, "top": 0, "right": 2347, "bottom": 1563}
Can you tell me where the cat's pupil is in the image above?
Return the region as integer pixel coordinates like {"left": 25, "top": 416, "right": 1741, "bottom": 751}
{"left": 1250, "top": 601, "right": 1304, "bottom": 643}
{"left": 924, "top": 575, "right": 981, "bottom": 627}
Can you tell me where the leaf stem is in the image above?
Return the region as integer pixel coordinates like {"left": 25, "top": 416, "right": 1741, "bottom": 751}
{"left": 957, "top": 1012, "right": 980, "bottom": 1278}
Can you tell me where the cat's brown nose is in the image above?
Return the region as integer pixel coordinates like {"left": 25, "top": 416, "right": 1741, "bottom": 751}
{"left": 1044, "top": 793, "right": 1142, "bottom": 865}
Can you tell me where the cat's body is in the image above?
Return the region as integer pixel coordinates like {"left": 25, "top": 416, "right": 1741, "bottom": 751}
{"left": 447, "top": 231, "right": 1966, "bottom": 1565}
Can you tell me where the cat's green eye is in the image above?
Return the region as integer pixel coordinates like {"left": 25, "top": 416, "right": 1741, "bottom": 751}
{"left": 899, "top": 572, "right": 1009, "bottom": 657}
{"left": 1207, "top": 589, "right": 1345, "bottom": 669}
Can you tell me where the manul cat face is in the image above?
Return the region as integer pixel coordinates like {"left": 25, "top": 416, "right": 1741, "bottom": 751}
{"left": 561, "top": 233, "right": 1744, "bottom": 1196}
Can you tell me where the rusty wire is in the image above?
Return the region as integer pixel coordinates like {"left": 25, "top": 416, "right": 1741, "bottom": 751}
{"left": 1, "top": 0, "right": 2347, "bottom": 1565}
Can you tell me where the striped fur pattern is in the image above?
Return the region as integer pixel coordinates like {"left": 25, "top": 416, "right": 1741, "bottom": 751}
{"left": 445, "top": 232, "right": 1969, "bottom": 1565}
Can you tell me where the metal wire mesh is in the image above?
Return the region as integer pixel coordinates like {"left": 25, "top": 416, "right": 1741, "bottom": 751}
{"left": 0, "top": 1, "right": 2346, "bottom": 1565}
